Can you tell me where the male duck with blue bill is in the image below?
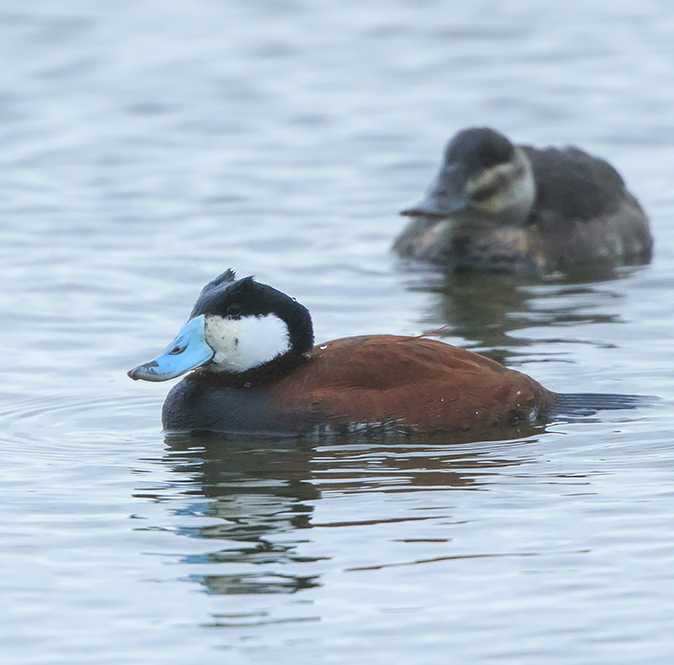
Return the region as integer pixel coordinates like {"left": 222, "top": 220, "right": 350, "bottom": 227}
{"left": 128, "top": 270, "right": 641, "bottom": 435}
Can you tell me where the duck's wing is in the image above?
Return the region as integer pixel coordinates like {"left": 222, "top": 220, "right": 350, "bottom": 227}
{"left": 272, "top": 335, "right": 555, "bottom": 432}
{"left": 523, "top": 145, "right": 628, "bottom": 221}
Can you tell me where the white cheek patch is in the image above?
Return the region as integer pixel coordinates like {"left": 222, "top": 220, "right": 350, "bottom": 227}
{"left": 203, "top": 313, "right": 291, "bottom": 373}
{"left": 467, "top": 152, "right": 535, "bottom": 220}
{"left": 466, "top": 162, "right": 516, "bottom": 198}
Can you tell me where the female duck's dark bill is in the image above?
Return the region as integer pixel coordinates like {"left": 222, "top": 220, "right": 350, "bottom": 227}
{"left": 127, "top": 314, "right": 214, "bottom": 382}
{"left": 400, "top": 164, "right": 470, "bottom": 217}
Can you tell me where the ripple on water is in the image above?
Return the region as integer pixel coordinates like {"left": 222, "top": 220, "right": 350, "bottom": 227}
{"left": 0, "top": 390, "right": 163, "bottom": 451}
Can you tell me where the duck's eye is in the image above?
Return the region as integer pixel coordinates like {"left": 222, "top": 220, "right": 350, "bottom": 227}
{"left": 227, "top": 304, "right": 242, "bottom": 317}
{"left": 168, "top": 345, "right": 186, "bottom": 355}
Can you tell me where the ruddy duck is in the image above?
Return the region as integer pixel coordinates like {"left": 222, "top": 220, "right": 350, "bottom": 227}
{"left": 128, "top": 270, "right": 640, "bottom": 435}
{"left": 394, "top": 127, "right": 652, "bottom": 274}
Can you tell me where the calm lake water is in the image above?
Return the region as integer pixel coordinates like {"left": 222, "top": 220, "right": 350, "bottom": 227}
{"left": 2, "top": 1, "right": 674, "bottom": 663}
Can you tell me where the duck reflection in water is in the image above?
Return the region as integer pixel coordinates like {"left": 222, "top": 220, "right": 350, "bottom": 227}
{"left": 144, "top": 430, "right": 541, "bottom": 596}
{"left": 406, "top": 267, "right": 636, "bottom": 365}
{"left": 160, "top": 433, "right": 321, "bottom": 596}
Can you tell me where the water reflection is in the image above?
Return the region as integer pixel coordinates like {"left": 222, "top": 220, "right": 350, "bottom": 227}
{"left": 137, "top": 431, "right": 540, "bottom": 596}
{"left": 405, "top": 267, "right": 642, "bottom": 362}
{"left": 160, "top": 434, "right": 321, "bottom": 595}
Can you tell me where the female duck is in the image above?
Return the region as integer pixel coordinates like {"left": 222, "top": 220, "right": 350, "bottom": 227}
{"left": 394, "top": 127, "right": 652, "bottom": 274}
{"left": 127, "top": 269, "right": 633, "bottom": 435}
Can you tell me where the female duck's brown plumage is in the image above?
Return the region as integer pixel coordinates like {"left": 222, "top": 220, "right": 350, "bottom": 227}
{"left": 127, "top": 270, "right": 635, "bottom": 436}
{"left": 394, "top": 127, "right": 653, "bottom": 274}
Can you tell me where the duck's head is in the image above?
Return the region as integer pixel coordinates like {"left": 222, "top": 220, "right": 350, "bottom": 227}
{"left": 401, "top": 127, "right": 536, "bottom": 227}
{"left": 128, "top": 269, "right": 314, "bottom": 382}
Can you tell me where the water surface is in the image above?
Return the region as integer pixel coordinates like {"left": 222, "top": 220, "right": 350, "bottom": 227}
{"left": 1, "top": 1, "right": 674, "bottom": 663}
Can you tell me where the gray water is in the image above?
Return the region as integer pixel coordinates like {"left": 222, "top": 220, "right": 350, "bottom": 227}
{"left": 2, "top": 1, "right": 674, "bottom": 663}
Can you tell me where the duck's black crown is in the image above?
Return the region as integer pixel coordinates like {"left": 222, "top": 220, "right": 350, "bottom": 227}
{"left": 190, "top": 270, "right": 314, "bottom": 356}
{"left": 445, "top": 127, "right": 515, "bottom": 176}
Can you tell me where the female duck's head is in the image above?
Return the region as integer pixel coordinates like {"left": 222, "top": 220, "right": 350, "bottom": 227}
{"left": 127, "top": 270, "right": 314, "bottom": 382}
{"left": 401, "top": 127, "right": 536, "bottom": 226}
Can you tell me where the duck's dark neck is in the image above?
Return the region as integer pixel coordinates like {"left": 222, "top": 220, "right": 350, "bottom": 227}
{"left": 280, "top": 301, "right": 314, "bottom": 356}
{"left": 193, "top": 349, "right": 311, "bottom": 389}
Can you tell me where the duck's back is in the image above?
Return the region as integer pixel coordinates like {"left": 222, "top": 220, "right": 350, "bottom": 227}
{"left": 525, "top": 146, "right": 627, "bottom": 221}
{"left": 523, "top": 146, "right": 652, "bottom": 268}
{"left": 270, "top": 335, "right": 556, "bottom": 433}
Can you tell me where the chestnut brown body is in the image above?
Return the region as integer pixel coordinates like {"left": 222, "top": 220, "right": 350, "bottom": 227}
{"left": 162, "top": 335, "right": 558, "bottom": 435}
